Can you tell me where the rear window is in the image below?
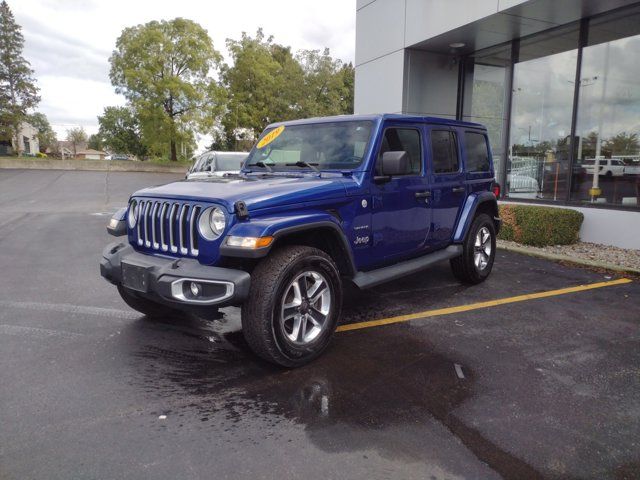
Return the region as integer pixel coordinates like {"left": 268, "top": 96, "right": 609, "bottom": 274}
{"left": 464, "top": 132, "right": 490, "bottom": 172}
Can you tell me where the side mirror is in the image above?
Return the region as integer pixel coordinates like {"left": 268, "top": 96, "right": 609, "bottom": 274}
{"left": 375, "top": 151, "right": 411, "bottom": 182}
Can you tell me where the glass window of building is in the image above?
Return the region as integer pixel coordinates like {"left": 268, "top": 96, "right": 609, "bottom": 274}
{"left": 571, "top": 9, "right": 640, "bottom": 208}
{"left": 507, "top": 26, "right": 579, "bottom": 201}
{"left": 463, "top": 44, "right": 511, "bottom": 183}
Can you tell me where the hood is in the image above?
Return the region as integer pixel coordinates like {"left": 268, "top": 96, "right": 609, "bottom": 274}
{"left": 134, "top": 174, "right": 353, "bottom": 213}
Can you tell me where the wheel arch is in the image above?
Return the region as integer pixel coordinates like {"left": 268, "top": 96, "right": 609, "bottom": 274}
{"left": 220, "top": 217, "right": 357, "bottom": 278}
{"left": 270, "top": 223, "right": 357, "bottom": 278}
{"left": 453, "top": 192, "right": 501, "bottom": 243}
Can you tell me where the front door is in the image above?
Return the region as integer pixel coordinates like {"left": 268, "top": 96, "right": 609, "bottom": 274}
{"left": 371, "top": 124, "right": 431, "bottom": 264}
{"left": 427, "top": 128, "right": 467, "bottom": 246}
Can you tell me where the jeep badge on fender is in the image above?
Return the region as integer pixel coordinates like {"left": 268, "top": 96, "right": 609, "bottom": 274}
{"left": 100, "top": 114, "right": 501, "bottom": 367}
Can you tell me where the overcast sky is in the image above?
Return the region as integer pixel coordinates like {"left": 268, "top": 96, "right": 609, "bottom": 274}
{"left": 11, "top": 0, "right": 356, "bottom": 147}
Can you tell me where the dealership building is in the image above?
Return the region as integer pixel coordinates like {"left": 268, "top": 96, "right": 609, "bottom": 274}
{"left": 355, "top": 0, "right": 640, "bottom": 249}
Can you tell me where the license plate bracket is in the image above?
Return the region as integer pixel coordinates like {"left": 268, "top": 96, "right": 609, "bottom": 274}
{"left": 121, "top": 261, "right": 150, "bottom": 293}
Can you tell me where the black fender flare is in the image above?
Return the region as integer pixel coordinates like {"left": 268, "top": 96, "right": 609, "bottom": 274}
{"left": 220, "top": 220, "right": 357, "bottom": 276}
{"left": 453, "top": 192, "right": 501, "bottom": 243}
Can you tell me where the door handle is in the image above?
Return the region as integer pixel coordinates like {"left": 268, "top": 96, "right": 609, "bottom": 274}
{"left": 452, "top": 187, "right": 465, "bottom": 193}
{"left": 415, "top": 191, "right": 431, "bottom": 199}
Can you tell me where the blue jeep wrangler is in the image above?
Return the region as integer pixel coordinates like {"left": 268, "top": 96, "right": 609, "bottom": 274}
{"left": 101, "top": 114, "right": 500, "bottom": 366}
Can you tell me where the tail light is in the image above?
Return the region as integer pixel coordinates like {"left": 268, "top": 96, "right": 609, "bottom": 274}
{"left": 492, "top": 183, "right": 501, "bottom": 199}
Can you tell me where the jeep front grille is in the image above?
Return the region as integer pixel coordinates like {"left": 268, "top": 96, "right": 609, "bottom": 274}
{"left": 134, "top": 200, "right": 201, "bottom": 257}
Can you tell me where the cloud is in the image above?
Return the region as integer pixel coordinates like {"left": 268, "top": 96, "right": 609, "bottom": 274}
{"left": 10, "top": 0, "right": 356, "bottom": 148}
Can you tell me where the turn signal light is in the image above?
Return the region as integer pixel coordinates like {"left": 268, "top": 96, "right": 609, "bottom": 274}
{"left": 226, "top": 236, "right": 274, "bottom": 249}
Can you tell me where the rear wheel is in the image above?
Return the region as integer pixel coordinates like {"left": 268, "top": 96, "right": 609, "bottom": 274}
{"left": 241, "top": 245, "right": 342, "bottom": 367}
{"left": 450, "top": 213, "right": 496, "bottom": 284}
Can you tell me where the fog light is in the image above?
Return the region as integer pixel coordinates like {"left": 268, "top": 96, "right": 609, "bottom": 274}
{"left": 190, "top": 282, "right": 201, "bottom": 297}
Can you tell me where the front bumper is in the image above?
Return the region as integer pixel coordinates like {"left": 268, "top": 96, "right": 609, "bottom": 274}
{"left": 100, "top": 242, "right": 251, "bottom": 311}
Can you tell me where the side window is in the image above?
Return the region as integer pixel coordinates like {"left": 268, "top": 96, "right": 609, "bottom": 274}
{"left": 464, "top": 132, "right": 490, "bottom": 172}
{"left": 431, "top": 130, "right": 459, "bottom": 174}
{"left": 376, "top": 127, "right": 422, "bottom": 175}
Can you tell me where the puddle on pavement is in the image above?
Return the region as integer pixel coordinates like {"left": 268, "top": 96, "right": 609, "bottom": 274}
{"left": 120, "top": 307, "right": 543, "bottom": 479}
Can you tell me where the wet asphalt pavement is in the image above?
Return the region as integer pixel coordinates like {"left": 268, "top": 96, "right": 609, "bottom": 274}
{"left": 1, "top": 169, "right": 639, "bottom": 480}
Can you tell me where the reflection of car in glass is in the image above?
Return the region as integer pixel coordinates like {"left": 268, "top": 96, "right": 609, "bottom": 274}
{"left": 583, "top": 158, "right": 626, "bottom": 177}
{"left": 101, "top": 114, "right": 501, "bottom": 367}
{"left": 187, "top": 151, "right": 248, "bottom": 179}
{"left": 613, "top": 156, "right": 640, "bottom": 176}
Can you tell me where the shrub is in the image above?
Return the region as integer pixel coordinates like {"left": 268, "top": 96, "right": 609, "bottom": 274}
{"left": 498, "top": 204, "right": 583, "bottom": 247}
{"left": 35, "top": 152, "right": 47, "bottom": 158}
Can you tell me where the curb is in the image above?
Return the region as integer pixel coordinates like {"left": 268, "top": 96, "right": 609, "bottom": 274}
{"left": 497, "top": 242, "right": 640, "bottom": 276}
{"left": 0, "top": 158, "right": 187, "bottom": 174}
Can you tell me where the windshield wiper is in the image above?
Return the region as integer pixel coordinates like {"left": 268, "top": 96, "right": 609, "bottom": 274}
{"left": 286, "top": 160, "right": 320, "bottom": 172}
{"left": 246, "top": 161, "right": 273, "bottom": 172}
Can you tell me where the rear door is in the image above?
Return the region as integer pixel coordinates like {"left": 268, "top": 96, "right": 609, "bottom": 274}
{"left": 427, "top": 127, "right": 466, "bottom": 246}
{"left": 370, "top": 123, "right": 431, "bottom": 263}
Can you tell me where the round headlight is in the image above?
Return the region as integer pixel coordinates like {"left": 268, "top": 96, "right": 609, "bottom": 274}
{"left": 127, "top": 200, "right": 138, "bottom": 228}
{"left": 198, "top": 207, "right": 226, "bottom": 240}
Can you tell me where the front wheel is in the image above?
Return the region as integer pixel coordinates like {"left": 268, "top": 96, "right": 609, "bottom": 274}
{"left": 241, "top": 245, "right": 342, "bottom": 367}
{"left": 450, "top": 213, "right": 496, "bottom": 284}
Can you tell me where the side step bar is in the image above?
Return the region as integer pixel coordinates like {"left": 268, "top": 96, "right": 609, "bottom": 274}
{"left": 352, "top": 245, "right": 463, "bottom": 289}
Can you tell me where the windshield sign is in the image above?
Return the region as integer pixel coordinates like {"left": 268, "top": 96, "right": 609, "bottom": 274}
{"left": 246, "top": 121, "right": 373, "bottom": 171}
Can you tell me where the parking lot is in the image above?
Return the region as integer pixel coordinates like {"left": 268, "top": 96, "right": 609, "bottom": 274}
{"left": 1, "top": 168, "right": 639, "bottom": 480}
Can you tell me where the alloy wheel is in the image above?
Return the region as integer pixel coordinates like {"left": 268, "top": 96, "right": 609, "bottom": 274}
{"left": 474, "top": 226, "right": 492, "bottom": 271}
{"left": 280, "top": 271, "right": 331, "bottom": 345}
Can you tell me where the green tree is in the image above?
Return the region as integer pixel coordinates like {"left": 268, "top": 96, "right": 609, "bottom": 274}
{"left": 221, "top": 30, "right": 354, "bottom": 146}
{"left": 605, "top": 132, "right": 639, "bottom": 156}
{"left": 338, "top": 62, "right": 355, "bottom": 114}
{"left": 27, "top": 112, "right": 56, "bottom": 152}
{"left": 87, "top": 133, "right": 102, "bottom": 151}
{"left": 66, "top": 127, "right": 87, "bottom": 156}
{"left": 109, "top": 18, "right": 224, "bottom": 161}
{"left": 0, "top": 0, "right": 40, "bottom": 154}
{"left": 97, "top": 106, "right": 146, "bottom": 157}
{"left": 297, "top": 48, "right": 353, "bottom": 117}
{"left": 222, "top": 30, "right": 292, "bottom": 145}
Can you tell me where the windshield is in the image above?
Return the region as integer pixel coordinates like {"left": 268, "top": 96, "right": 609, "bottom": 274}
{"left": 192, "top": 153, "right": 214, "bottom": 173}
{"left": 191, "top": 152, "right": 247, "bottom": 173}
{"left": 245, "top": 121, "right": 373, "bottom": 171}
{"left": 216, "top": 154, "right": 246, "bottom": 171}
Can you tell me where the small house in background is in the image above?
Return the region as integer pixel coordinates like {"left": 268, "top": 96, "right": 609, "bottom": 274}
{"left": 50, "top": 140, "right": 83, "bottom": 158}
{"left": 0, "top": 122, "right": 40, "bottom": 156}
{"left": 75, "top": 148, "right": 106, "bottom": 160}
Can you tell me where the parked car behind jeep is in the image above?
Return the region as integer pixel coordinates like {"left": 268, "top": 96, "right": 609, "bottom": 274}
{"left": 187, "top": 151, "right": 248, "bottom": 179}
{"left": 101, "top": 114, "right": 500, "bottom": 367}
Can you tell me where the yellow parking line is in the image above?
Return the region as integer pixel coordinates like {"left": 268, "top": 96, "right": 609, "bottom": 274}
{"left": 336, "top": 278, "right": 632, "bottom": 333}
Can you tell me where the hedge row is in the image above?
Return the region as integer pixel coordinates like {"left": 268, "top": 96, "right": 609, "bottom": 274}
{"left": 497, "top": 204, "right": 584, "bottom": 247}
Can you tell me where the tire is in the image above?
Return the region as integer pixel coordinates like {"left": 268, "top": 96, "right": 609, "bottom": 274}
{"left": 450, "top": 213, "right": 496, "bottom": 284}
{"left": 117, "top": 284, "right": 177, "bottom": 318}
{"left": 241, "top": 245, "right": 342, "bottom": 367}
